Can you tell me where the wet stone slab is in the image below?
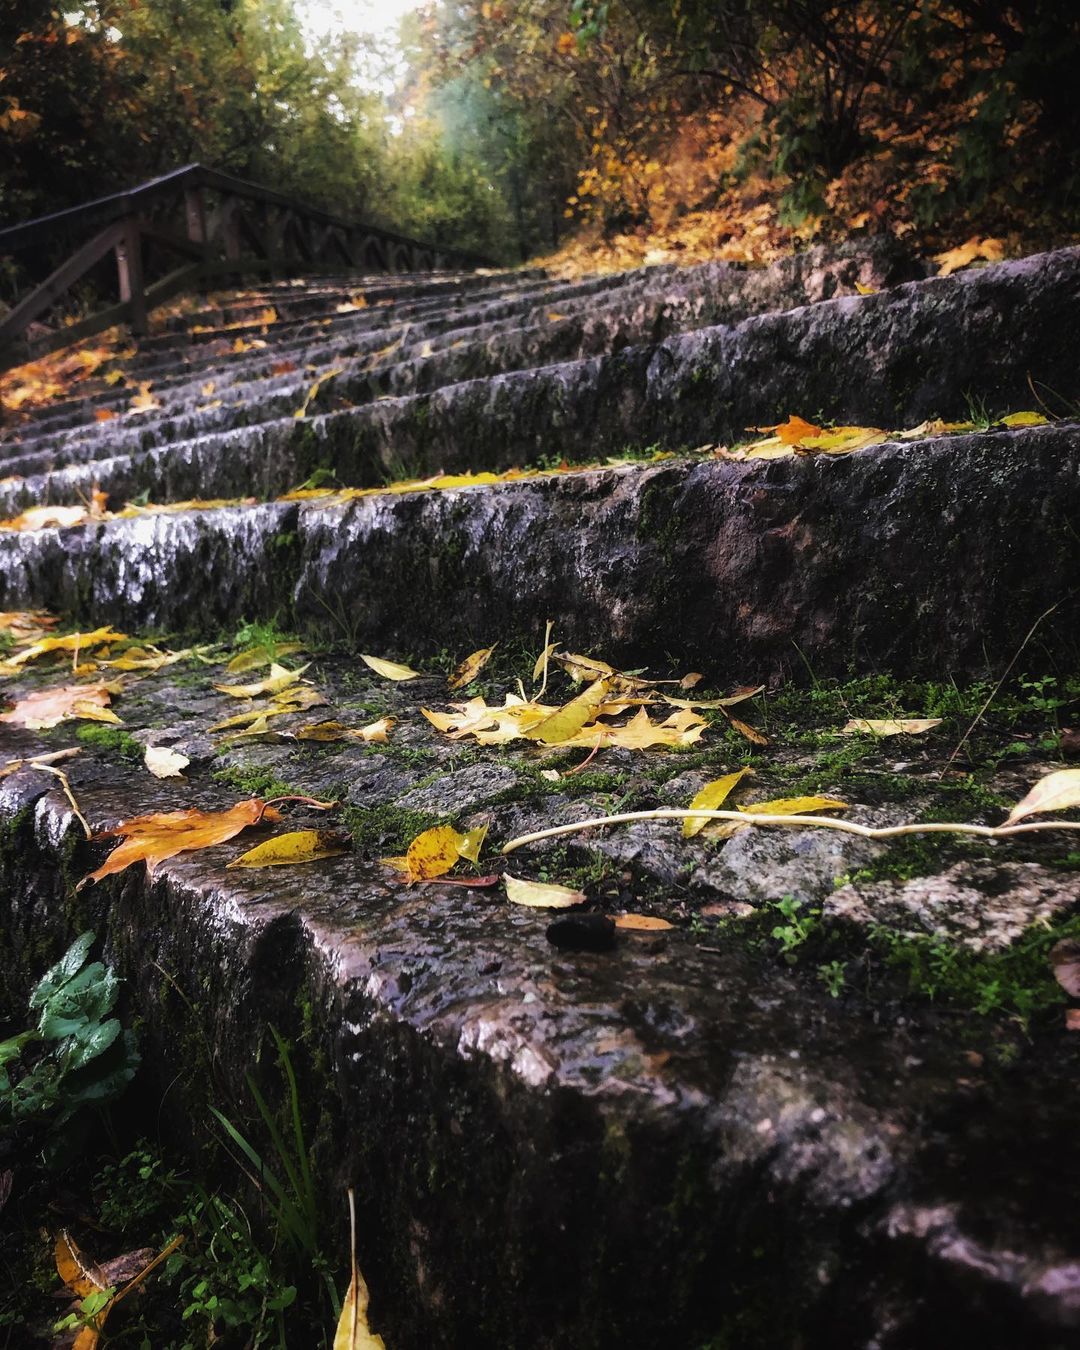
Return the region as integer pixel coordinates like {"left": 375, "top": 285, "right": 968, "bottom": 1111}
{"left": 1, "top": 643, "right": 1079, "bottom": 1347}
{"left": 1, "top": 429, "right": 1078, "bottom": 679}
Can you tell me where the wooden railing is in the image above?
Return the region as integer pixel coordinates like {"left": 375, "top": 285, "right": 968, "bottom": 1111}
{"left": 0, "top": 164, "right": 491, "bottom": 370}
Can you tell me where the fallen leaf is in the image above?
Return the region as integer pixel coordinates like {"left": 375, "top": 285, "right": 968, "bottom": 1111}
{"left": 1005, "top": 769, "right": 1080, "bottom": 825}
{"left": 457, "top": 821, "right": 489, "bottom": 864}
{"left": 933, "top": 236, "right": 1004, "bottom": 276}
{"left": 841, "top": 718, "right": 942, "bottom": 736}
{"left": 80, "top": 799, "right": 281, "bottom": 887}
{"left": 504, "top": 874, "right": 586, "bottom": 908}
{"left": 739, "top": 795, "right": 848, "bottom": 816}
{"left": 127, "top": 381, "right": 160, "bottom": 413}
{"left": 295, "top": 718, "right": 394, "bottom": 743}
{"left": 0, "top": 503, "right": 92, "bottom": 532}
{"left": 683, "top": 768, "right": 752, "bottom": 837}
{"left": 663, "top": 684, "right": 764, "bottom": 710}
{"left": 214, "top": 662, "right": 309, "bottom": 698}
{"left": 1049, "top": 940, "right": 1080, "bottom": 999}
{"left": 999, "top": 411, "right": 1048, "bottom": 428}
{"left": 404, "top": 825, "right": 465, "bottom": 881}
{"left": 5, "top": 626, "right": 127, "bottom": 668}
{"left": 94, "top": 409, "right": 116, "bottom": 422}
{"left": 523, "top": 679, "right": 611, "bottom": 745}
{"left": 360, "top": 653, "right": 422, "bottom": 681}
{"left": 613, "top": 913, "right": 674, "bottom": 930}
{"left": 0, "top": 610, "right": 57, "bottom": 636}
{"left": 0, "top": 684, "right": 119, "bottom": 730}
{"left": 144, "top": 746, "right": 189, "bottom": 779}
{"left": 334, "top": 1191, "right": 386, "bottom": 1350}
{"left": 722, "top": 711, "right": 769, "bottom": 745}
{"left": 225, "top": 641, "right": 305, "bottom": 673}
{"left": 448, "top": 645, "right": 497, "bottom": 690}
{"left": 227, "top": 829, "right": 350, "bottom": 869}
{"left": 854, "top": 281, "right": 877, "bottom": 295}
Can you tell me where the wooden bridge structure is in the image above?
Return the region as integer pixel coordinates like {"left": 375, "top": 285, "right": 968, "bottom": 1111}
{"left": 0, "top": 163, "right": 491, "bottom": 371}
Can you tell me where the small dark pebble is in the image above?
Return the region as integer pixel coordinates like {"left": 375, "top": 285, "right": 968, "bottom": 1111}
{"left": 546, "top": 913, "right": 617, "bottom": 953}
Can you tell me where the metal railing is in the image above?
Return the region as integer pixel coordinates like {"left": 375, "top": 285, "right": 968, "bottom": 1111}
{"left": 0, "top": 164, "right": 491, "bottom": 369}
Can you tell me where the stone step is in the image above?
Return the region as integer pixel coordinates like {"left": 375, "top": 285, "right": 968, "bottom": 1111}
{"left": 1, "top": 429, "right": 1077, "bottom": 678}
{"left": 0, "top": 241, "right": 915, "bottom": 457}
{"left": 2, "top": 644, "right": 1078, "bottom": 1348}
{"left": 1, "top": 247, "right": 1074, "bottom": 517}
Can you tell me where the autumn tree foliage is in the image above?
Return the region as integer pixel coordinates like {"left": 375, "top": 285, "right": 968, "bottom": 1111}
{"left": 404, "top": 0, "right": 1080, "bottom": 261}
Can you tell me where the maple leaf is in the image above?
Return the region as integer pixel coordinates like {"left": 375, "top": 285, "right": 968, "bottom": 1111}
{"left": 0, "top": 684, "right": 119, "bottom": 730}
{"left": 933, "top": 236, "right": 1004, "bottom": 277}
{"left": 80, "top": 800, "right": 282, "bottom": 888}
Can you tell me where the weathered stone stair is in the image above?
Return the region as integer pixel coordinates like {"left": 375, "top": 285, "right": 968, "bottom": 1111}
{"left": 2, "top": 244, "right": 1080, "bottom": 1348}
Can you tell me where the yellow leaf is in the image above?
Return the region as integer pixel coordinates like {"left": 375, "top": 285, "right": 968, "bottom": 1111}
{"left": 144, "top": 746, "right": 189, "bottom": 778}
{"left": 854, "top": 281, "right": 877, "bottom": 295}
{"left": 209, "top": 707, "right": 293, "bottom": 732}
{"left": 0, "top": 503, "right": 90, "bottom": 531}
{"left": 999, "top": 411, "right": 1048, "bottom": 428}
{"left": 739, "top": 795, "right": 848, "bottom": 816}
{"left": 504, "top": 873, "right": 586, "bottom": 908}
{"left": 933, "top": 236, "right": 1004, "bottom": 276}
{"left": 840, "top": 718, "right": 942, "bottom": 737}
{"left": 225, "top": 641, "right": 304, "bottom": 673}
{"left": 553, "top": 651, "right": 616, "bottom": 683}
{"left": 722, "top": 711, "right": 769, "bottom": 745}
{"left": 294, "top": 718, "right": 394, "bottom": 743}
{"left": 227, "top": 829, "right": 349, "bottom": 869}
{"left": 794, "top": 426, "right": 886, "bottom": 455}
{"left": 81, "top": 799, "right": 281, "bottom": 886}
{"left": 683, "top": 768, "right": 752, "bottom": 838}
{"left": 127, "top": 382, "right": 160, "bottom": 413}
{"left": 214, "top": 662, "right": 309, "bottom": 699}
{"left": 0, "top": 684, "right": 118, "bottom": 730}
{"left": 524, "top": 679, "right": 611, "bottom": 745}
{"left": 6, "top": 626, "right": 128, "bottom": 668}
{"left": 404, "top": 825, "right": 465, "bottom": 880}
{"left": 360, "top": 653, "right": 422, "bottom": 681}
{"left": 448, "top": 644, "right": 497, "bottom": 690}
{"left": 334, "top": 1191, "right": 386, "bottom": 1350}
{"left": 55, "top": 1231, "right": 108, "bottom": 1299}
{"left": 663, "top": 684, "right": 765, "bottom": 710}
{"left": 1004, "top": 769, "right": 1080, "bottom": 825}
{"left": 272, "top": 686, "right": 327, "bottom": 712}
{"left": 613, "top": 913, "right": 674, "bottom": 931}
{"left": 457, "top": 822, "right": 489, "bottom": 864}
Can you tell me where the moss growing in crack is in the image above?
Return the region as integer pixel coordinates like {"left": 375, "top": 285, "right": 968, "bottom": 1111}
{"left": 341, "top": 802, "right": 445, "bottom": 855}
{"left": 75, "top": 724, "right": 144, "bottom": 761}
{"left": 212, "top": 765, "right": 294, "bottom": 800}
{"left": 869, "top": 914, "right": 1080, "bottom": 1024}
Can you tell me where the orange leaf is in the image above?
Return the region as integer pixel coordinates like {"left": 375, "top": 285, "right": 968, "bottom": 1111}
{"left": 0, "top": 684, "right": 118, "bottom": 730}
{"left": 80, "top": 799, "right": 281, "bottom": 887}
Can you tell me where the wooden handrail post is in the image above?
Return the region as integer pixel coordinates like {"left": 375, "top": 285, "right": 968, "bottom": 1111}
{"left": 115, "top": 217, "right": 148, "bottom": 335}
{"left": 185, "top": 185, "right": 207, "bottom": 245}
